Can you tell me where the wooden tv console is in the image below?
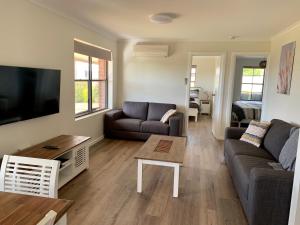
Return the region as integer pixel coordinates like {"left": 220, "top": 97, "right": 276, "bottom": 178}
{"left": 16, "top": 135, "right": 91, "bottom": 188}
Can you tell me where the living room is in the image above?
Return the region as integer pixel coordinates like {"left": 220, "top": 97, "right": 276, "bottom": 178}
{"left": 0, "top": 0, "right": 300, "bottom": 225}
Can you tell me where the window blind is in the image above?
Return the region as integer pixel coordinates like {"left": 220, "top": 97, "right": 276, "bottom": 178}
{"left": 74, "top": 40, "right": 112, "bottom": 61}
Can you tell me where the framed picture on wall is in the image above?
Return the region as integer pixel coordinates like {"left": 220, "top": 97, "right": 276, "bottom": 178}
{"left": 277, "top": 41, "right": 296, "bottom": 95}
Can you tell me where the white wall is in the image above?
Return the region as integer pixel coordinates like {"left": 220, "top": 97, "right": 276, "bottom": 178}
{"left": 191, "top": 56, "right": 217, "bottom": 99}
{"left": 118, "top": 40, "right": 270, "bottom": 138}
{"left": 232, "top": 57, "right": 266, "bottom": 102}
{"left": 262, "top": 25, "right": 300, "bottom": 124}
{"left": 262, "top": 24, "right": 300, "bottom": 225}
{"left": 0, "top": 0, "right": 117, "bottom": 156}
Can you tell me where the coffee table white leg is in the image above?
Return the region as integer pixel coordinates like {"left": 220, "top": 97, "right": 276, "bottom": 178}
{"left": 173, "top": 164, "right": 180, "bottom": 197}
{"left": 137, "top": 159, "right": 143, "bottom": 193}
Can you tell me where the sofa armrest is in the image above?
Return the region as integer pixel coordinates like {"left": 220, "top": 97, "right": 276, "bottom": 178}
{"left": 224, "top": 127, "right": 246, "bottom": 139}
{"left": 105, "top": 109, "right": 123, "bottom": 120}
{"left": 104, "top": 109, "right": 123, "bottom": 137}
{"left": 169, "top": 112, "right": 184, "bottom": 136}
{"left": 248, "top": 168, "right": 294, "bottom": 225}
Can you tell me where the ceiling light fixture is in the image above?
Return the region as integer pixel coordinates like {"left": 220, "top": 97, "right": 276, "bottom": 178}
{"left": 229, "top": 35, "right": 240, "bottom": 40}
{"left": 149, "top": 13, "right": 178, "bottom": 24}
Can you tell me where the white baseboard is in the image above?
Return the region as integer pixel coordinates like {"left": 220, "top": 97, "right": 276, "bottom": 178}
{"left": 89, "top": 135, "right": 104, "bottom": 147}
{"left": 216, "top": 135, "right": 225, "bottom": 141}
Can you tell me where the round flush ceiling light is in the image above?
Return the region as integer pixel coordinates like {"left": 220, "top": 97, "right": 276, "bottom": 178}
{"left": 149, "top": 13, "right": 178, "bottom": 24}
{"left": 229, "top": 35, "right": 240, "bottom": 40}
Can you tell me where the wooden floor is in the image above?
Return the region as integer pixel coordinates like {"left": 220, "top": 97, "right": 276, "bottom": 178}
{"left": 59, "top": 116, "right": 247, "bottom": 225}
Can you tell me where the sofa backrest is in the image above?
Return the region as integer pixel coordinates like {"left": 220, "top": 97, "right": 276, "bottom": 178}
{"left": 147, "top": 102, "right": 176, "bottom": 121}
{"left": 263, "top": 119, "right": 293, "bottom": 161}
{"left": 123, "top": 101, "right": 149, "bottom": 120}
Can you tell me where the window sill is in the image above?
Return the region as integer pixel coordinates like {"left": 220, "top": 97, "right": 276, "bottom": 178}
{"left": 75, "top": 109, "right": 111, "bottom": 121}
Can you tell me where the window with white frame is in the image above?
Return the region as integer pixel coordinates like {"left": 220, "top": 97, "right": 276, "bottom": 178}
{"left": 241, "top": 67, "right": 265, "bottom": 101}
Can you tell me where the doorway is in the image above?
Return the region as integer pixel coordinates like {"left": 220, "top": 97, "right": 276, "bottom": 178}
{"left": 228, "top": 54, "right": 268, "bottom": 128}
{"left": 186, "top": 53, "right": 226, "bottom": 139}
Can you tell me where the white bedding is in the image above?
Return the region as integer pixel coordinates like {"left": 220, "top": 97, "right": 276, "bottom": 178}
{"left": 233, "top": 101, "right": 262, "bottom": 121}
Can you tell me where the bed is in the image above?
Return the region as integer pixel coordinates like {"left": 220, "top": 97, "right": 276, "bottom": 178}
{"left": 189, "top": 90, "right": 201, "bottom": 121}
{"left": 231, "top": 101, "right": 262, "bottom": 127}
{"left": 189, "top": 99, "right": 200, "bottom": 109}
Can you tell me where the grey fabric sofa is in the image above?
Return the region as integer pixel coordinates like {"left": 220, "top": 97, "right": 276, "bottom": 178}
{"left": 224, "top": 119, "right": 294, "bottom": 225}
{"left": 104, "top": 101, "right": 184, "bottom": 140}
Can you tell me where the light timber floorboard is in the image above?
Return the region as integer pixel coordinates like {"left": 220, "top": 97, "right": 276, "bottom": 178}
{"left": 59, "top": 116, "right": 247, "bottom": 225}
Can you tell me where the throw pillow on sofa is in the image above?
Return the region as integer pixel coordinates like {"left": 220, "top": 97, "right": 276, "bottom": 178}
{"left": 240, "top": 120, "right": 271, "bottom": 147}
{"left": 161, "top": 109, "right": 176, "bottom": 123}
{"left": 279, "top": 128, "right": 299, "bottom": 171}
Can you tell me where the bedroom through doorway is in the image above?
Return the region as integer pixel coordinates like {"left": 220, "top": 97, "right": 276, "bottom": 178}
{"left": 230, "top": 55, "right": 268, "bottom": 128}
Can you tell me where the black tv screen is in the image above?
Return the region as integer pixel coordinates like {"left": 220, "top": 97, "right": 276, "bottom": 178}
{"left": 0, "top": 65, "right": 61, "bottom": 126}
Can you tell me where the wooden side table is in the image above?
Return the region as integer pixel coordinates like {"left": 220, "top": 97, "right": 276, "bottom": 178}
{"left": 200, "top": 100, "right": 211, "bottom": 115}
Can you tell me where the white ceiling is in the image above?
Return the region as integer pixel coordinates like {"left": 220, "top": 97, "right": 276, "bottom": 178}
{"left": 32, "top": 0, "right": 300, "bottom": 41}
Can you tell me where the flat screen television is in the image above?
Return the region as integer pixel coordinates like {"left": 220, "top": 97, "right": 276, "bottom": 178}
{"left": 0, "top": 65, "right": 61, "bottom": 126}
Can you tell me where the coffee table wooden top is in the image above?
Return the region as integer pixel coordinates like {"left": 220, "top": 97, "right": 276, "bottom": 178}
{"left": 134, "top": 135, "right": 187, "bottom": 164}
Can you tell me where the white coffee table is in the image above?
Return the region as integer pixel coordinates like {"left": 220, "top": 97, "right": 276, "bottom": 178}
{"left": 134, "top": 135, "right": 186, "bottom": 198}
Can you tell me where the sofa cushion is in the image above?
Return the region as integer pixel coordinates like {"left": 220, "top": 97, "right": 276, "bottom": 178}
{"left": 231, "top": 155, "right": 275, "bottom": 199}
{"left": 263, "top": 119, "right": 293, "bottom": 161}
{"left": 123, "top": 101, "right": 149, "bottom": 120}
{"left": 225, "top": 139, "right": 274, "bottom": 164}
{"left": 109, "top": 130, "right": 150, "bottom": 141}
{"left": 140, "top": 121, "right": 169, "bottom": 135}
{"left": 240, "top": 120, "right": 271, "bottom": 147}
{"left": 112, "top": 118, "right": 142, "bottom": 132}
{"left": 279, "top": 128, "right": 299, "bottom": 171}
{"left": 147, "top": 102, "right": 176, "bottom": 121}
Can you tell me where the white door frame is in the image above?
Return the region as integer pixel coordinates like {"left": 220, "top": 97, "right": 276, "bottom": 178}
{"left": 225, "top": 52, "right": 270, "bottom": 128}
{"left": 185, "top": 52, "right": 226, "bottom": 139}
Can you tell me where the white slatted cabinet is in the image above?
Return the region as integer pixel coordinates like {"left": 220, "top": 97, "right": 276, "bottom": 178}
{"left": 58, "top": 144, "right": 89, "bottom": 189}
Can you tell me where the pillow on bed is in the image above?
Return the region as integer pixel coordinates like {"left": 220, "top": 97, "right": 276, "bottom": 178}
{"left": 160, "top": 109, "right": 176, "bottom": 123}
{"left": 190, "top": 90, "right": 199, "bottom": 98}
{"left": 240, "top": 120, "right": 271, "bottom": 147}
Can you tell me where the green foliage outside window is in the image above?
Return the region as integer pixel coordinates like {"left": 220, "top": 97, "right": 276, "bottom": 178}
{"left": 75, "top": 82, "right": 100, "bottom": 103}
{"left": 75, "top": 82, "right": 88, "bottom": 103}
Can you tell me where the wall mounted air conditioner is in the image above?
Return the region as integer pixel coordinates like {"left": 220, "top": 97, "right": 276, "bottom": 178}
{"left": 134, "top": 44, "right": 169, "bottom": 57}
